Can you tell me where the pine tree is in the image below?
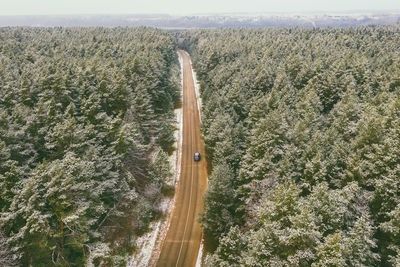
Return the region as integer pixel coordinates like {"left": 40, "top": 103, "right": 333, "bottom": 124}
{"left": 201, "top": 163, "right": 238, "bottom": 242}
{"left": 312, "top": 233, "right": 347, "bottom": 267}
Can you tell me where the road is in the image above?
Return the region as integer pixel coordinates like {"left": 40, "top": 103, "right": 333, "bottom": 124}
{"left": 156, "top": 50, "right": 207, "bottom": 267}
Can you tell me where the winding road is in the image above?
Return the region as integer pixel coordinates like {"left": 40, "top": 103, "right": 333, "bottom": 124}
{"left": 156, "top": 50, "right": 207, "bottom": 267}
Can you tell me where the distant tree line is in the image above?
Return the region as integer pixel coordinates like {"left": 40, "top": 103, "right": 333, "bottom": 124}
{"left": 0, "top": 27, "right": 179, "bottom": 266}
{"left": 180, "top": 25, "right": 400, "bottom": 266}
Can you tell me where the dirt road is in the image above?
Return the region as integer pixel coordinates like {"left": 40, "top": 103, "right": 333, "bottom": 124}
{"left": 156, "top": 50, "right": 207, "bottom": 267}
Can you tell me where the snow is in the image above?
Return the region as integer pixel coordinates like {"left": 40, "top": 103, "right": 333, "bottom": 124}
{"left": 126, "top": 53, "right": 184, "bottom": 267}
{"left": 179, "top": 52, "right": 184, "bottom": 88}
{"left": 175, "top": 51, "right": 184, "bottom": 186}
{"left": 173, "top": 106, "right": 183, "bottom": 185}
{"left": 190, "top": 59, "right": 203, "bottom": 123}
{"left": 196, "top": 236, "right": 204, "bottom": 267}
{"left": 127, "top": 221, "right": 161, "bottom": 267}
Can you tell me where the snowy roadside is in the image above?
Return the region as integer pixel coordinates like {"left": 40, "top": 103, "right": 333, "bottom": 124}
{"left": 189, "top": 54, "right": 205, "bottom": 267}
{"left": 126, "top": 54, "right": 184, "bottom": 267}
{"left": 189, "top": 57, "right": 203, "bottom": 123}
{"left": 196, "top": 239, "right": 204, "bottom": 267}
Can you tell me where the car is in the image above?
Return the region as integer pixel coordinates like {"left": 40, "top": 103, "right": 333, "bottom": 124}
{"left": 194, "top": 152, "right": 201, "bottom": 161}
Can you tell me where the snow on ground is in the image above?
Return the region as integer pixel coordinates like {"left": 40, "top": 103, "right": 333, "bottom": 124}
{"left": 127, "top": 218, "right": 161, "bottom": 266}
{"left": 189, "top": 58, "right": 203, "bottom": 123}
{"left": 196, "top": 237, "right": 204, "bottom": 267}
{"left": 126, "top": 53, "right": 184, "bottom": 267}
{"left": 179, "top": 52, "right": 184, "bottom": 88}
{"left": 173, "top": 107, "right": 183, "bottom": 186}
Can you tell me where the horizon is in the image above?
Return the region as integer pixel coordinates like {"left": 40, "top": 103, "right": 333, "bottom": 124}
{"left": 1, "top": 10, "right": 399, "bottom": 28}
{"left": 1, "top": 0, "right": 399, "bottom": 16}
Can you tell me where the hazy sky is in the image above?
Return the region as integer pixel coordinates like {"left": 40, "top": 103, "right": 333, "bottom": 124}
{"left": 0, "top": 0, "right": 399, "bottom": 15}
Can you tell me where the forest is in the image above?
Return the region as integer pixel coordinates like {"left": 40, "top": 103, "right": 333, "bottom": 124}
{"left": 1, "top": 24, "right": 400, "bottom": 267}
{"left": 180, "top": 25, "right": 400, "bottom": 266}
{"left": 0, "top": 27, "right": 179, "bottom": 266}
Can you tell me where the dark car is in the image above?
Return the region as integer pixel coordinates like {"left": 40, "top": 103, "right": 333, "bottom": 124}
{"left": 194, "top": 152, "right": 201, "bottom": 161}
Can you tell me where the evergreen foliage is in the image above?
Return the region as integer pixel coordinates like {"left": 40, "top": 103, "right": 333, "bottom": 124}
{"left": 180, "top": 25, "right": 400, "bottom": 266}
{"left": 0, "top": 27, "right": 179, "bottom": 266}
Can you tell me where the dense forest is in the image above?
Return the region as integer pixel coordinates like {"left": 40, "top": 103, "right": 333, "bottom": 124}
{"left": 2, "top": 24, "right": 400, "bottom": 267}
{"left": 0, "top": 27, "right": 179, "bottom": 266}
{"left": 180, "top": 25, "right": 400, "bottom": 266}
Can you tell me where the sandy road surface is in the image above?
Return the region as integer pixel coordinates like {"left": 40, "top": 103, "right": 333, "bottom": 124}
{"left": 156, "top": 50, "right": 207, "bottom": 267}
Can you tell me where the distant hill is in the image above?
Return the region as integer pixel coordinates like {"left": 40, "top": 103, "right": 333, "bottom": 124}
{"left": 0, "top": 12, "right": 399, "bottom": 28}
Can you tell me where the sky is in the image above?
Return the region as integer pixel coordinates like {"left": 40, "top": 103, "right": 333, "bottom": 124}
{"left": 0, "top": 0, "right": 399, "bottom": 16}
